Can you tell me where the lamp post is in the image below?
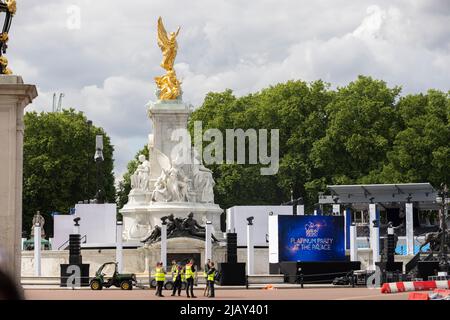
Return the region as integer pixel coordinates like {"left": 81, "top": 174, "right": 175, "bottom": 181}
{"left": 0, "top": 0, "right": 16, "bottom": 74}
{"left": 94, "top": 135, "right": 105, "bottom": 203}
{"left": 86, "top": 120, "right": 92, "bottom": 198}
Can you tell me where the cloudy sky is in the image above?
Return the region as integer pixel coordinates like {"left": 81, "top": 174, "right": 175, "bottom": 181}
{"left": 10, "top": 0, "right": 450, "bottom": 179}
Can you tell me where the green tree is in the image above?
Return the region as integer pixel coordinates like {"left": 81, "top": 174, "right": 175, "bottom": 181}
{"left": 310, "top": 76, "right": 401, "bottom": 186}
{"left": 23, "top": 109, "right": 115, "bottom": 237}
{"left": 189, "top": 80, "right": 332, "bottom": 211}
{"left": 373, "top": 90, "right": 450, "bottom": 186}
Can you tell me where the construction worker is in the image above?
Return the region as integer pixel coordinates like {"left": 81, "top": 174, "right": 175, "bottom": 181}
{"left": 185, "top": 259, "right": 197, "bottom": 298}
{"left": 155, "top": 262, "right": 166, "bottom": 297}
{"left": 203, "top": 259, "right": 211, "bottom": 297}
{"left": 170, "top": 260, "right": 177, "bottom": 276}
{"left": 207, "top": 262, "right": 217, "bottom": 298}
{"left": 171, "top": 264, "right": 184, "bottom": 296}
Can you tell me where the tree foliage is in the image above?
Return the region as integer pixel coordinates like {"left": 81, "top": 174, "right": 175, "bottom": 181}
{"left": 23, "top": 109, "right": 115, "bottom": 237}
{"left": 119, "top": 76, "right": 449, "bottom": 213}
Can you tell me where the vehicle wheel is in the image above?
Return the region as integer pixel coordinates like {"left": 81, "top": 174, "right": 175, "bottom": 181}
{"left": 181, "top": 282, "right": 187, "bottom": 290}
{"left": 120, "top": 280, "right": 133, "bottom": 290}
{"left": 90, "top": 280, "right": 102, "bottom": 290}
{"left": 150, "top": 279, "right": 157, "bottom": 288}
{"left": 164, "top": 281, "right": 174, "bottom": 290}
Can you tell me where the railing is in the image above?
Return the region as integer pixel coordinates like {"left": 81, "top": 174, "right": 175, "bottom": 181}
{"left": 405, "top": 251, "right": 436, "bottom": 274}
{"left": 57, "top": 235, "right": 87, "bottom": 251}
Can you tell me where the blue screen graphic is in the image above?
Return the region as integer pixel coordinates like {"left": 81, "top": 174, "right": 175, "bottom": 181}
{"left": 278, "top": 215, "right": 346, "bottom": 262}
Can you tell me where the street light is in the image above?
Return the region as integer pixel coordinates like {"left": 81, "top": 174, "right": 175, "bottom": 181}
{"left": 94, "top": 135, "right": 105, "bottom": 204}
{"left": 86, "top": 120, "right": 92, "bottom": 198}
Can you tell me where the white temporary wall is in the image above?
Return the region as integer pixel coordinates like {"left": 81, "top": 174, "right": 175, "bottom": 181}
{"left": 226, "top": 206, "right": 293, "bottom": 247}
{"left": 53, "top": 203, "right": 117, "bottom": 250}
{"left": 268, "top": 215, "right": 279, "bottom": 263}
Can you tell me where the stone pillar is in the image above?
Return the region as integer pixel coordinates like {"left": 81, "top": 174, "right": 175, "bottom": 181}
{"left": 405, "top": 202, "right": 414, "bottom": 256}
{"left": 350, "top": 223, "right": 358, "bottom": 262}
{"left": 0, "top": 76, "right": 37, "bottom": 282}
{"left": 205, "top": 221, "right": 212, "bottom": 263}
{"left": 160, "top": 222, "right": 167, "bottom": 269}
{"left": 116, "top": 221, "right": 123, "bottom": 273}
{"left": 372, "top": 220, "right": 380, "bottom": 270}
{"left": 34, "top": 224, "right": 41, "bottom": 277}
{"left": 297, "top": 205, "right": 305, "bottom": 216}
{"left": 247, "top": 218, "right": 254, "bottom": 275}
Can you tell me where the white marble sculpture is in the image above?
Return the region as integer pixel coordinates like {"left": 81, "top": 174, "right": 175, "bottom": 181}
{"left": 192, "top": 149, "right": 215, "bottom": 203}
{"left": 120, "top": 98, "right": 223, "bottom": 242}
{"left": 130, "top": 154, "right": 151, "bottom": 192}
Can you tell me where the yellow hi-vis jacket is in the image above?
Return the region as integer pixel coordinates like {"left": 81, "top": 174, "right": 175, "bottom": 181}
{"left": 174, "top": 269, "right": 186, "bottom": 282}
{"left": 185, "top": 264, "right": 195, "bottom": 279}
{"left": 207, "top": 270, "right": 216, "bottom": 282}
{"left": 155, "top": 267, "right": 165, "bottom": 282}
{"left": 171, "top": 264, "right": 177, "bottom": 275}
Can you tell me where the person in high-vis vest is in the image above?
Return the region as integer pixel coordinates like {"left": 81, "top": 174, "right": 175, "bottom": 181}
{"left": 185, "top": 259, "right": 197, "bottom": 298}
{"left": 170, "top": 260, "right": 177, "bottom": 276}
{"left": 203, "top": 259, "right": 211, "bottom": 297}
{"left": 171, "top": 264, "right": 184, "bottom": 296}
{"left": 154, "top": 262, "right": 166, "bottom": 297}
{"left": 207, "top": 262, "right": 217, "bottom": 298}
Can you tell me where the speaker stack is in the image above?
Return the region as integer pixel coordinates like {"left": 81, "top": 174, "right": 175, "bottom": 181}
{"left": 218, "top": 233, "right": 246, "bottom": 285}
{"left": 226, "top": 233, "right": 238, "bottom": 263}
{"left": 60, "top": 233, "right": 90, "bottom": 287}
{"left": 69, "top": 234, "right": 82, "bottom": 264}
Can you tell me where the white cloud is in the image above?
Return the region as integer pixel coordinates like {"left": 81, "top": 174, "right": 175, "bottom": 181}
{"left": 11, "top": 0, "right": 449, "bottom": 179}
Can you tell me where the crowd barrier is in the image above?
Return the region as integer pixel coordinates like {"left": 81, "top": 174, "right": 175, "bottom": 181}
{"left": 381, "top": 280, "right": 450, "bottom": 293}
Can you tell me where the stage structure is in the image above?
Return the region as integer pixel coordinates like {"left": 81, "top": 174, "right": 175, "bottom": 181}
{"left": 319, "top": 183, "right": 449, "bottom": 279}
{"left": 269, "top": 215, "right": 360, "bottom": 283}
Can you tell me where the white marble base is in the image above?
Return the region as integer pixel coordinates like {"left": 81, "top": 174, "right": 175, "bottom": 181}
{"left": 121, "top": 201, "right": 223, "bottom": 241}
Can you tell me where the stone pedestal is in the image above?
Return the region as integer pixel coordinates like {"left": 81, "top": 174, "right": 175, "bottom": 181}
{"left": 147, "top": 100, "right": 191, "bottom": 164}
{"left": 0, "top": 75, "right": 37, "bottom": 282}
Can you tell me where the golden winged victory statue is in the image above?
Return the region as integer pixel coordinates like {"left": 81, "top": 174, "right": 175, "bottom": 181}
{"left": 155, "top": 17, "right": 182, "bottom": 101}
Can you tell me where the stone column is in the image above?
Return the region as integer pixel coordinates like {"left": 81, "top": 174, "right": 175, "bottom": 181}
{"left": 116, "top": 221, "right": 123, "bottom": 273}
{"left": 160, "top": 222, "right": 167, "bottom": 269}
{"left": 0, "top": 76, "right": 37, "bottom": 282}
{"left": 33, "top": 224, "right": 41, "bottom": 277}
{"left": 405, "top": 202, "right": 414, "bottom": 256}
{"left": 247, "top": 217, "right": 254, "bottom": 275}
{"left": 205, "top": 221, "right": 212, "bottom": 263}
{"left": 350, "top": 223, "right": 358, "bottom": 262}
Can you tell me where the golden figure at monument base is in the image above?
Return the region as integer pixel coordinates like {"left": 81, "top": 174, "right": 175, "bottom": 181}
{"left": 155, "top": 17, "right": 182, "bottom": 101}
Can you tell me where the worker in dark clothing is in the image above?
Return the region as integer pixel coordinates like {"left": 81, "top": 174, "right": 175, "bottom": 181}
{"left": 207, "top": 262, "right": 217, "bottom": 298}
{"left": 185, "top": 259, "right": 197, "bottom": 298}
{"left": 203, "top": 259, "right": 211, "bottom": 297}
{"left": 171, "top": 264, "right": 184, "bottom": 296}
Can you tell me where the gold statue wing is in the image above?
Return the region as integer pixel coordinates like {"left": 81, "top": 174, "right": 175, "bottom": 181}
{"left": 157, "top": 17, "right": 170, "bottom": 50}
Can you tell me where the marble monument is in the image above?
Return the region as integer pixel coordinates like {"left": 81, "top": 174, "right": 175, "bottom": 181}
{"left": 120, "top": 17, "right": 223, "bottom": 244}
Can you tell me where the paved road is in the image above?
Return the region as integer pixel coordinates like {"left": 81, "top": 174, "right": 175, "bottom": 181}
{"left": 24, "top": 287, "right": 409, "bottom": 300}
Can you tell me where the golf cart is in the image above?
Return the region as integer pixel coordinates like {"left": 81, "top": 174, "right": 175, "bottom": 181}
{"left": 90, "top": 262, "right": 136, "bottom": 290}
